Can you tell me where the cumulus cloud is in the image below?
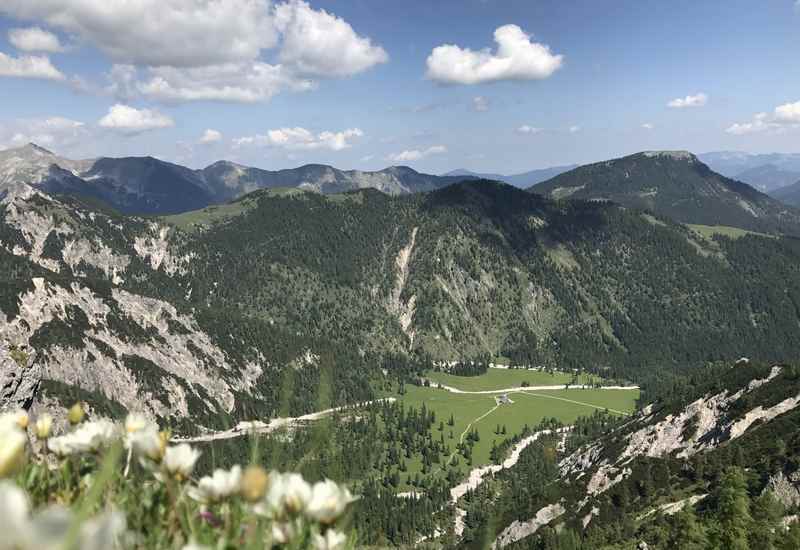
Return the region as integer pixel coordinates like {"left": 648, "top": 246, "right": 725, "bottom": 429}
{"left": 0, "top": 52, "right": 64, "bottom": 80}
{"left": 198, "top": 129, "right": 222, "bottom": 144}
{"left": 472, "top": 96, "right": 490, "bottom": 112}
{"left": 516, "top": 125, "right": 542, "bottom": 135}
{"left": 667, "top": 93, "right": 708, "bottom": 108}
{"left": 274, "top": 0, "right": 388, "bottom": 77}
{"left": 426, "top": 24, "right": 563, "bottom": 85}
{"left": 774, "top": 101, "right": 800, "bottom": 123}
{"left": 0, "top": 0, "right": 277, "bottom": 68}
{"left": 98, "top": 104, "right": 174, "bottom": 134}
{"left": 642, "top": 123, "right": 654, "bottom": 130}
{"left": 726, "top": 100, "right": 800, "bottom": 135}
{"left": 387, "top": 145, "right": 447, "bottom": 163}
{"left": 0, "top": 116, "right": 87, "bottom": 150}
{"left": 234, "top": 127, "right": 363, "bottom": 151}
{"left": 114, "top": 63, "right": 315, "bottom": 104}
{"left": 8, "top": 27, "right": 64, "bottom": 52}
{"left": 1, "top": 0, "right": 387, "bottom": 104}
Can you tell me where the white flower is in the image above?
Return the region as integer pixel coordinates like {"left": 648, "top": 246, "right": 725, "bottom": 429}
{"left": 313, "top": 529, "right": 348, "bottom": 550}
{"left": 0, "top": 481, "right": 126, "bottom": 550}
{"left": 34, "top": 414, "right": 53, "bottom": 440}
{"left": 0, "top": 424, "right": 27, "bottom": 478}
{"left": 271, "top": 520, "right": 297, "bottom": 544}
{"left": 306, "top": 480, "right": 358, "bottom": 524}
{"left": 162, "top": 444, "right": 200, "bottom": 480}
{"left": 125, "top": 427, "right": 162, "bottom": 461}
{"left": 0, "top": 481, "right": 29, "bottom": 547}
{"left": 76, "top": 510, "right": 127, "bottom": 550}
{"left": 0, "top": 410, "right": 28, "bottom": 431}
{"left": 124, "top": 412, "right": 151, "bottom": 434}
{"left": 188, "top": 465, "right": 242, "bottom": 504}
{"left": 254, "top": 472, "right": 312, "bottom": 518}
{"left": 182, "top": 543, "right": 211, "bottom": 550}
{"left": 48, "top": 419, "right": 119, "bottom": 456}
{"left": 25, "top": 506, "right": 126, "bottom": 550}
{"left": 282, "top": 473, "right": 312, "bottom": 513}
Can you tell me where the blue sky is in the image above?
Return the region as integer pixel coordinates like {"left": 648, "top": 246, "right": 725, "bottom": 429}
{"left": 0, "top": 0, "right": 798, "bottom": 174}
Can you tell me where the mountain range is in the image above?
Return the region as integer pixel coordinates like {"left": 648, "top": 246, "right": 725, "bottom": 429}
{"left": 0, "top": 143, "right": 477, "bottom": 215}
{"left": 3, "top": 172, "right": 800, "bottom": 430}
{"left": 699, "top": 151, "right": 800, "bottom": 194}
{"left": 4, "top": 145, "right": 800, "bottom": 545}
{"left": 772, "top": 181, "right": 800, "bottom": 208}
{"left": 442, "top": 165, "right": 578, "bottom": 188}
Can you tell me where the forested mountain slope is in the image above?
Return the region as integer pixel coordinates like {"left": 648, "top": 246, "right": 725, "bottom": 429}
{"left": 177, "top": 180, "right": 800, "bottom": 372}
{"left": 467, "top": 361, "right": 800, "bottom": 549}
{"left": 0, "top": 183, "right": 373, "bottom": 434}
{"left": 4, "top": 179, "right": 800, "bottom": 436}
{"left": 531, "top": 151, "right": 800, "bottom": 236}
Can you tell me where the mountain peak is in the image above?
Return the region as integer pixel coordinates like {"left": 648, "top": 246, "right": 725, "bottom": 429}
{"left": 532, "top": 148, "right": 800, "bottom": 235}
{"left": 639, "top": 150, "right": 697, "bottom": 161}
{"left": 10, "top": 142, "right": 56, "bottom": 156}
{"left": 384, "top": 165, "right": 420, "bottom": 175}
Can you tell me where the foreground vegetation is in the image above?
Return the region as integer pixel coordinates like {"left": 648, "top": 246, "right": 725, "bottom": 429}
{"left": 0, "top": 405, "right": 358, "bottom": 549}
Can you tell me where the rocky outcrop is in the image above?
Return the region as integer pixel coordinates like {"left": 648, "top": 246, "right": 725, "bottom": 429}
{"left": 0, "top": 342, "right": 40, "bottom": 411}
{"left": 493, "top": 503, "right": 565, "bottom": 548}
{"left": 765, "top": 471, "right": 800, "bottom": 509}
{"left": 387, "top": 227, "right": 418, "bottom": 344}
{"left": 619, "top": 366, "right": 782, "bottom": 461}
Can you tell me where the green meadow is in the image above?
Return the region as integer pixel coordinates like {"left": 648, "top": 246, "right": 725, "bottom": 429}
{"left": 398, "top": 383, "right": 638, "bottom": 467}
{"left": 426, "top": 368, "right": 599, "bottom": 392}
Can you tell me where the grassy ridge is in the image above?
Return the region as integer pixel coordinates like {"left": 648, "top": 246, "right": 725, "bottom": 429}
{"left": 688, "top": 223, "right": 774, "bottom": 240}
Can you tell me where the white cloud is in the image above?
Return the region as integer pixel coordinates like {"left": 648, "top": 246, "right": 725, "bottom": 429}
{"left": 8, "top": 27, "right": 64, "bottom": 52}
{"left": 642, "top": 123, "right": 654, "bottom": 130}
{"left": 667, "top": 93, "right": 708, "bottom": 108}
{"left": 426, "top": 24, "right": 563, "bottom": 85}
{"left": 234, "top": 127, "right": 363, "bottom": 151}
{"left": 472, "top": 96, "right": 490, "bottom": 112}
{"left": 726, "top": 101, "right": 800, "bottom": 135}
{"left": 568, "top": 125, "right": 581, "bottom": 133}
{"left": 117, "top": 63, "right": 315, "bottom": 104}
{"left": 0, "top": 116, "right": 86, "bottom": 150}
{"left": 98, "top": 104, "right": 174, "bottom": 134}
{"left": 516, "top": 125, "right": 542, "bottom": 135}
{"left": 726, "top": 114, "right": 773, "bottom": 136}
{"left": 0, "top": 52, "right": 64, "bottom": 80}
{"left": 774, "top": 100, "right": 800, "bottom": 123}
{"left": 199, "top": 129, "right": 222, "bottom": 144}
{"left": 274, "top": 0, "right": 388, "bottom": 77}
{"left": 0, "top": 0, "right": 277, "bottom": 68}
{"left": 387, "top": 145, "right": 447, "bottom": 163}
{"left": 1, "top": 1, "right": 387, "bottom": 104}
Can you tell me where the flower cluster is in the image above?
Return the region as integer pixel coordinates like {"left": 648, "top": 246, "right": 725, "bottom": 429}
{"left": 0, "top": 481, "right": 126, "bottom": 550}
{"left": 251, "top": 472, "right": 357, "bottom": 548}
{"left": 0, "top": 406, "right": 358, "bottom": 549}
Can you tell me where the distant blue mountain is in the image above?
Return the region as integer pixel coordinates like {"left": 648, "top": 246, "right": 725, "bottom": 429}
{"left": 443, "top": 165, "right": 578, "bottom": 189}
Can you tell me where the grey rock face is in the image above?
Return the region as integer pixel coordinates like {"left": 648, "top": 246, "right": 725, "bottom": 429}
{"left": 764, "top": 471, "right": 800, "bottom": 509}
{"left": 0, "top": 343, "right": 40, "bottom": 411}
